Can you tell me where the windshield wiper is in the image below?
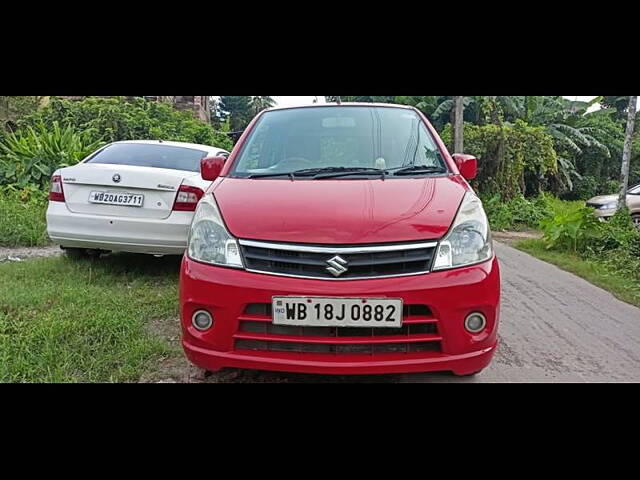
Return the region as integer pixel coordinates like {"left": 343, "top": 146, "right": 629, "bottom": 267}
{"left": 247, "top": 165, "right": 446, "bottom": 180}
{"left": 246, "top": 172, "right": 295, "bottom": 179}
{"left": 313, "top": 167, "right": 387, "bottom": 179}
{"left": 291, "top": 167, "right": 378, "bottom": 177}
{"left": 247, "top": 167, "right": 369, "bottom": 179}
{"left": 392, "top": 165, "right": 447, "bottom": 176}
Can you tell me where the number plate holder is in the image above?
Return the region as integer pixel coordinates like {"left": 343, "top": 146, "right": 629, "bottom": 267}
{"left": 272, "top": 296, "right": 403, "bottom": 328}
{"left": 88, "top": 191, "right": 144, "bottom": 207}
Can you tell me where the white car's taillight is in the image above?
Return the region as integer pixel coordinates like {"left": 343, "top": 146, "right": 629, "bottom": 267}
{"left": 172, "top": 184, "right": 204, "bottom": 211}
{"left": 49, "top": 175, "right": 65, "bottom": 202}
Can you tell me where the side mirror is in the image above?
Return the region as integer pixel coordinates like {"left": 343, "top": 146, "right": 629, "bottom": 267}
{"left": 200, "top": 156, "right": 226, "bottom": 181}
{"left": 452, "top": 153, "right": 477, "bottom": 180}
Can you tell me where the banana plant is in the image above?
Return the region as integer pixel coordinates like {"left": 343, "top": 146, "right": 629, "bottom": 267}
{"left": 0, "top": 121, "right": 105, "bottom": 188}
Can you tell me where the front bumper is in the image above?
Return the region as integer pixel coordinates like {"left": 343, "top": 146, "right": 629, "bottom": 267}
{"left": 180, "top": 254, "right": 501, "bottom": 376}
{"left": 46, "top": 201, "right": 194, "bottom": 255}
{"left": 593, "top": 208, "right": 616, "bottom": 221}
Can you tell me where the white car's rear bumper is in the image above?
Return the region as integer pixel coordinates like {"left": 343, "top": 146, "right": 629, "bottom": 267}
{"left": 46, "top": 201, "right": 194, "bottom": 255}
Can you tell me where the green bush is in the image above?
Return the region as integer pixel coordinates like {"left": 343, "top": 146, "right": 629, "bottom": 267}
{"left": 564, "top": 175, "right": 622, "bottom": 201}
{"left": 20, "top": 97, "right": 233, "bottom": 150}
{"left": 0, "top": 122, "right": 105, "bottom": 188}
{"left": 538, "top": 204, "right": 640, "bottom": 282}
{"left": 569, "top": 175, "right": 600, "bottom": 201}
{"left": 481, "top": 193, "right": 554, "bottom": 231}
{"left": 539, "top": 204, "right": 602, "bottom": 252}
{"left": 588, "top": 211, "right": 640, "bottom": 283}
{"left": 0, "top": 188, "right": 49, "bottom": 247}
{"left": 588, "top": 208, "right": 640, "bottom": 250}
{"left": 442, "top": 120, "right": 558, "bottom": 199}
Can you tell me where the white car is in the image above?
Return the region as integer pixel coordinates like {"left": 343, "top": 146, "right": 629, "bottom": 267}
{"left": 46, "top": 140, "right": 230, "bottom": 256}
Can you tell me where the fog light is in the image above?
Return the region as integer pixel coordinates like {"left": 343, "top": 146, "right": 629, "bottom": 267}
{"left": 464, "top": 312, "right": 486, "bottom": 333}
{"left": 192, "top": 310, "right": 213, "bottom": 331}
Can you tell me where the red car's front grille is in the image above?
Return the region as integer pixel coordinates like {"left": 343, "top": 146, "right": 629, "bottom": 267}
{"left": 240, "top": 242, "right": 436, "bottom": 280}
{"left": 234, "top": 303, "right": 442, "bottom": 355}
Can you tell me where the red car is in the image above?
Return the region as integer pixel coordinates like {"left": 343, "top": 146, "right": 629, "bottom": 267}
{"left": 180, "top": 103, "right": 500, "bottom": 376}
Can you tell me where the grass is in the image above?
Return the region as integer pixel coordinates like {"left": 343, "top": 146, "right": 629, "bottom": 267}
{"left": 515, "top": 238, "right": 640, "bottom": 309}
{"left": 0, "top": 193, "right": 50, "bottom": 247}
{"left": 0, "top": 253, "right": 181, "bottom": 382}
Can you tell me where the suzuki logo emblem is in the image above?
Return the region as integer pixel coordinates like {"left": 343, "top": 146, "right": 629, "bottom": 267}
{"left": 326, "top": 255, "right": 348, "bottom": 277}
{"left": 112, "top": 173, "right": 121, "bottom": 183}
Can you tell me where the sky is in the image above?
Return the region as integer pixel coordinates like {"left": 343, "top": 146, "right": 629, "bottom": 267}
{"left": 273, "top": 96, "right": 326, "bottom": 107}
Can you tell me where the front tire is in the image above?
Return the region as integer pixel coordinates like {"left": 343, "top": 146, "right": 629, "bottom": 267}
{"left": 632, "top": 214, "right": 640, "bottom": 230}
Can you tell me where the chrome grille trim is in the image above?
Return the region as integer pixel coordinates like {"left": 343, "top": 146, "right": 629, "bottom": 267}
{"left": 239, "top": 239, "right": 438, "bottom": 280}
{"left": 238, "top": 239, "right": 438, "bottom": 254}
{"left": 244, "top": 268, "right": 432, "bottom": 281}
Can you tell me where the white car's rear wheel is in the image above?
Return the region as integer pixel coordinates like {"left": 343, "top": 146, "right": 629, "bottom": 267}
{"left": 632, "top": 215, "right": 640, "bottom": 230}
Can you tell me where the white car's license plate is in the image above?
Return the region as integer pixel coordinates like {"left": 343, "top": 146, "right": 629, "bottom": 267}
{"left": 89, "top": 191, "right": 144, "bottom": 207}
{"left": 272, "top": 296, "right": 403, "bottom": 328}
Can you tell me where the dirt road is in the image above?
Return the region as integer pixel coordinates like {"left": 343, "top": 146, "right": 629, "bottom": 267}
{"left": 0, "top": 245, "right": 61, "bottom": 263}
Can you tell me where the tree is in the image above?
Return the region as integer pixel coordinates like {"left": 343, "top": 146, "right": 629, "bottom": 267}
{"left": 513, "top": 96, "right": 610, "bottom": 193}
{"left": 602, "top": 96, "right": 630, "bottom": 121}
{"left": 19, "top": 96, "right": 233, "bottom": 150}
{"left": 618, "top": 96, "right": 637, "bottom": 208}
{"left": 218, "top": 96, "right": 253, "bottom": 133}
{"left": 452, "top": 96, "right": 464, "bottom": 153}
{"left": 0, "top": 96, "right": 46, "bottom": 130}
{"left": 209, "top": 97, "right": 226, "bottom": 128}
{"left": 250, "top": 96, "right": 275, "bottom": 116}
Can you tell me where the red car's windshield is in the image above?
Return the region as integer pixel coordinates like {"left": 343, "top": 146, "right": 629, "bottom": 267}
{"left": 230, "top": 106, "right": 448, "bottom": 178}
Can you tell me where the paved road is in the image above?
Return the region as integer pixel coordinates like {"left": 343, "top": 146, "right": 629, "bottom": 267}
{"left": 400, "top": 241, "right": 640, "bottom": 383}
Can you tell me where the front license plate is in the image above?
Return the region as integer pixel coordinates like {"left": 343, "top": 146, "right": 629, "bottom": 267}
{"left": 272, "top": 297, "right": 403, "bottom": 328}
{"left": 89, "top": 191, "right": 144, "bottom": 207}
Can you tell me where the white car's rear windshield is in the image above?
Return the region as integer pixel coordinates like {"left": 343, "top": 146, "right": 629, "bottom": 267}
{"left": 87, "top": 143, "right": 208, "bottom": 172}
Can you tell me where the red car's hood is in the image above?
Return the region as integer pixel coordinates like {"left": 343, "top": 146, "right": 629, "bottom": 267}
{"left": 213, "top": 176, "right": 468, "bottom": 244}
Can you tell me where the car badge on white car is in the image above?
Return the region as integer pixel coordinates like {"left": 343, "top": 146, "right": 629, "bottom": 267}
{"left": 326, "top": 255, "right": 348, "bottom": 277}
{"left": 112, "top": 173, "right": 121, "bottom": 183}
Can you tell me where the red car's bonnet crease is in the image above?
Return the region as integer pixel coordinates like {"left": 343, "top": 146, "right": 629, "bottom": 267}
{"left": 180, "top": 103, "right": 500, "bottom": 376}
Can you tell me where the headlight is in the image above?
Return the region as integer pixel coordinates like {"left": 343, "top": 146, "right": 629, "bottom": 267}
{"left": 432, "top": 192, "right": 493, "bottom": 270}
{"left": 599, "top": 202, "right": 618, "bottom": 210}
{"left": 187, "top": 194, "right": 243, "bottom": 268}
